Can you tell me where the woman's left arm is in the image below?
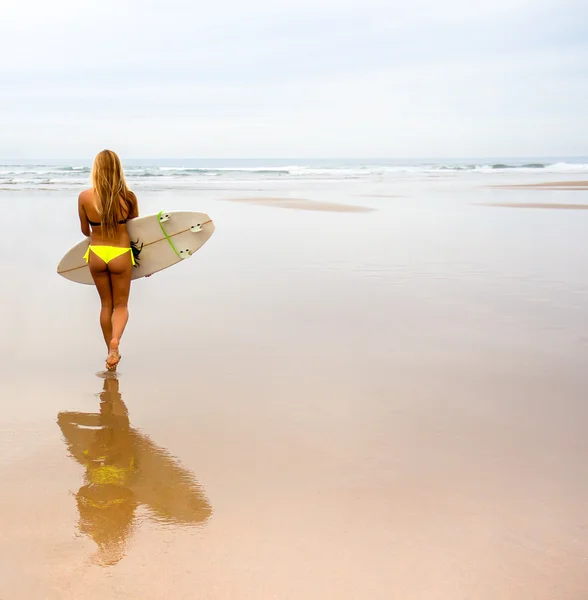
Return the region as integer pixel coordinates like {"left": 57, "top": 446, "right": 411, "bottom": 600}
{"left": 78, "top": 193, "right": 91, "bottom": 237}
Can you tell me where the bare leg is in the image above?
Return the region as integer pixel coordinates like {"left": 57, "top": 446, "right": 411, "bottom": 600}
{"left": 89, "top": 254, "right": 114, "bottom": 351}
{"left": 106, "top": 252, "right": 133, "bottom": 369}
{"left": 100, "top": 306, "right": 114, "bottom": 350}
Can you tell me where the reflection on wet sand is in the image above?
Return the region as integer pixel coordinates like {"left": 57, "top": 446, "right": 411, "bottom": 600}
{"left": 57, "top": 374, "right": 212, "bottom": 566}
{"left": 227, "top": 196, "right": 374, "bottom": 212}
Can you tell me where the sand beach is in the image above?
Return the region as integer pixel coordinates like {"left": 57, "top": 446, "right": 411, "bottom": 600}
{"left": 0, "top": 163, "right": 587, "bottom": 599}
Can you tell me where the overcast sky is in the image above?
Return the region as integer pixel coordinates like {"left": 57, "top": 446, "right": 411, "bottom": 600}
{"left": 1, "top": 0, "right": 586, "bottom": 158}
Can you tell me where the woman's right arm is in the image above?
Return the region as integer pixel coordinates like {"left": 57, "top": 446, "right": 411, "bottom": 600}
{"left": 128, "top": 192, "right": 139, "bottom": 219}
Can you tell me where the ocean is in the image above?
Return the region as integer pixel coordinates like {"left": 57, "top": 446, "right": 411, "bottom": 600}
{"left": 1, "top": 157, "right": 587, "bottom": 190}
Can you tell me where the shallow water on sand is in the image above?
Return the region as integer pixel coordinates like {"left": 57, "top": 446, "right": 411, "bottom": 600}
{"left": 0, "top": 176, "right": 587, "bottom": 598}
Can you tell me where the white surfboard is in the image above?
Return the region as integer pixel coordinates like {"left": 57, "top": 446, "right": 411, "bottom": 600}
{"left": 57, "top": 211, "right": 215, "bottom": 285}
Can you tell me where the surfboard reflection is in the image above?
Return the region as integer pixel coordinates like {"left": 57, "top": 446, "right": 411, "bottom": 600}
{"left": 57, "top": 373, "right": 212, "bottom": 566}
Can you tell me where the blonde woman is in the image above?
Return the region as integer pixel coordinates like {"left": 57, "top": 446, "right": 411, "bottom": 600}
{"left": 78, "top": 150, "right": 140, "bottom": 371}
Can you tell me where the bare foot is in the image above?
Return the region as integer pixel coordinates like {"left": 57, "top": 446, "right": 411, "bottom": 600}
{"left": 106, "top": 338, "right": 120, "bottom": 371}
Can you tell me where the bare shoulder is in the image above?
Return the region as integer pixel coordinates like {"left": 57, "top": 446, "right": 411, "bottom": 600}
{"left": 78, "top": 188, "right": 93, "bottom": 205}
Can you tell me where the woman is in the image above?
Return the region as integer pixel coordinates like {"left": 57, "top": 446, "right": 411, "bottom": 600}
{"left": 78, "top": 150, "right": 139, "bottom": 371}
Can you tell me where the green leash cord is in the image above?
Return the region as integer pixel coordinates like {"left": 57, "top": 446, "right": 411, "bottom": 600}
{"left": 157, "top": 211, "right": 181, "bottom": 258}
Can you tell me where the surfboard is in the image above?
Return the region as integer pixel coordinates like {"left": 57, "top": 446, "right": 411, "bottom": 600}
{"left": 57, "top": 211, "right": 215, "bottom": 285}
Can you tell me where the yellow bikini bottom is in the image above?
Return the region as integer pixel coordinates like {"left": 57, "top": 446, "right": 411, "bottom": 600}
{"left": 84, "top": 245, "right": 136, "bottom": 266}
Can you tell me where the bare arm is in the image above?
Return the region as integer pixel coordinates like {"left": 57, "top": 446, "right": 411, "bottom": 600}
{"left": 128, "top": 194, "right": 139, "bottom": 220}
{"left": 78, "top": 193, "right": 91, "bottom": 237}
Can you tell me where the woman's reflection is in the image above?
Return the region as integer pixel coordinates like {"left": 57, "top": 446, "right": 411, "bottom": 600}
{"left": 57, "top": 373, "right": 212, "bottom": 565}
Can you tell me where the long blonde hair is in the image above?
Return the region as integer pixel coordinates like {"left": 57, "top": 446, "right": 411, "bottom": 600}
{"left": 91, "top": 150, "right": 137, "bottom": 240}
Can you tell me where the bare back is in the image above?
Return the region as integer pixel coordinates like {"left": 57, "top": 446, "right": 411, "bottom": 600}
{"left": 79, "top": 189, "right": 137, "bottom": 247}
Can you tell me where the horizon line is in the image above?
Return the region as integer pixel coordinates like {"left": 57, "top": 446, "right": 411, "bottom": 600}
{"left": 1, "top": 155, "right": 587, "bottom": 162}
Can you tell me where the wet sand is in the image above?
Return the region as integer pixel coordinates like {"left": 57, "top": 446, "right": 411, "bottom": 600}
{"left": 491, "top": 180, "right": 588, "bottom": 190}
{"left": 477, "top": 203, "right": 588, "bottom": 210}
{"left": 479, "top": 179, "right": 588, "bottom": 209}
{"left": 356, "top": 193, "right": 404, "bottom": 198}
{"left": 226, "top": 196, "right": 374, "bottom": 212}
{"left": 1, "top": 181, "right": 587, "bottom": 599}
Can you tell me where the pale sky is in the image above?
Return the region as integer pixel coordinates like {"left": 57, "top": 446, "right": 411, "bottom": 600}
{"left": 1, "top": 0, "right": 586, "bottom": 158}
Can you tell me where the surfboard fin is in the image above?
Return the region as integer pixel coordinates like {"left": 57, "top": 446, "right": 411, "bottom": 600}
{"left": 158, "top": 213, "right": 171, "bottom": 223}
{"left": 179, "top": 248, "right": 192, "bottom": 259}
{"left": 190, "top": 224, "right": 203, "bottom": 232}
